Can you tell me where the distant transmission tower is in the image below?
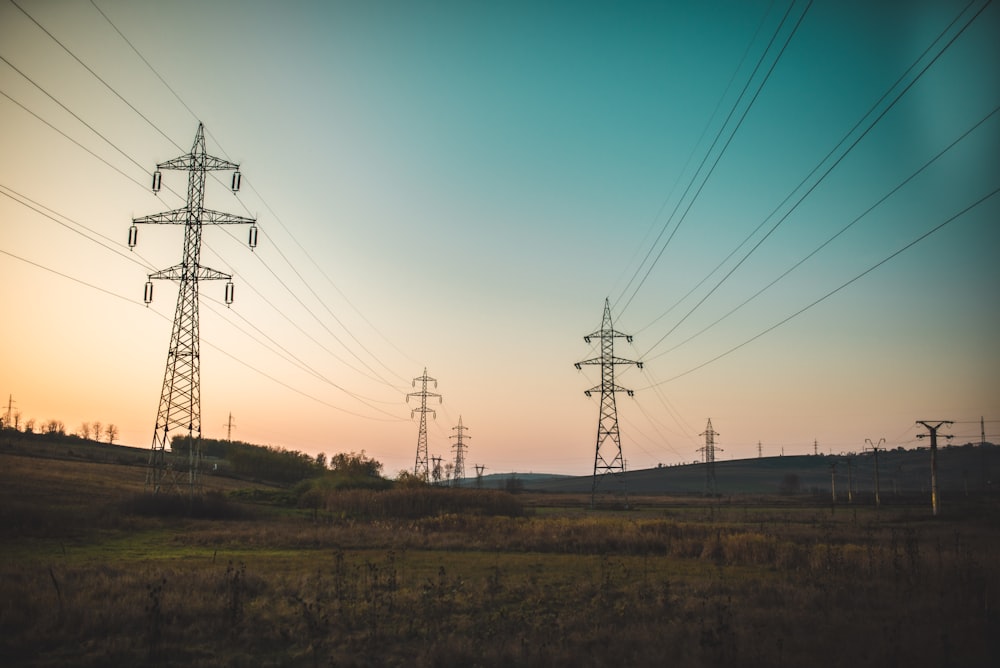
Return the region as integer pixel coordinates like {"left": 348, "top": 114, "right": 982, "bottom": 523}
{"left": 450, "top": 416, "right": 470, "bottom": 487}
{"left": 698, "top": 418, "right": 722, "bottom": 496}
{"left": 406, "top": 368, "right": 441, "bottom": 481}
{"left": 431, "top": 456, "right": 443, "bottom": 485}
{"left": 130, "top": 123, "right": 256, "bottom": 495}
{"left": 224, "top": 412, "right": 236, "bottom": 441}
{"left": 474, "top": 464, "right": 485, "bottom": 489}
{"left": 575, "top": 298, "right": 642, "bottom": 506}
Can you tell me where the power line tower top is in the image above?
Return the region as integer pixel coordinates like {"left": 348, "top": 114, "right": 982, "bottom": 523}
{"left": 450, "top": 415, "right": 470, "bottom": 486}
{"left": 407, "top": 368, "right": 441, "bottom": 481}
{"left": 575, "top": 298, "right": 643, "bottom": 507}
{"left": 130, "top": 123, "right": 256, "bottom": 495}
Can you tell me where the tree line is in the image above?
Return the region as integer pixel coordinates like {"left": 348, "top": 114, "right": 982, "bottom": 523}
{"left": 0, "top": 416, "right": 119, "bottom": 444}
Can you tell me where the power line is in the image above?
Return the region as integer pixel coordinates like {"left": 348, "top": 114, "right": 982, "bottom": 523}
{"left": 9, "top": 0, "right": 182, "bottom": 152}
{"left": 639, "top": 183, "right": 1000, "bottom": 388}
{"left": 645, "top": 101, "right": 1000, "bottom": 363}
{"left": 638, "top": 0, "right": 991, "bottom": 360}
{"left": 616, "top": 0, "right": 812, "bottom": 317}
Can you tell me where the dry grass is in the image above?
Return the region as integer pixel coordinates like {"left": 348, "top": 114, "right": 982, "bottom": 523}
{"left": 2, "top": 452, "right": 999, "bottom": 667}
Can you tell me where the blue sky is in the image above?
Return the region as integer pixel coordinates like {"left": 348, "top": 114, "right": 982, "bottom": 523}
{"left": 1, "top": 0, "right": 997, "bottom": 476}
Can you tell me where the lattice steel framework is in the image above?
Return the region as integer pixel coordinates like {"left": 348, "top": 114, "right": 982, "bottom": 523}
{"left": 407, "top": 368, "right": 441, "bottom": 480}
{"left": 132, "top": 123, "right": 255, "bottom": 494}
{"left": 575, "top": 298, "right": 642, "bottom": 505}
{"left": 698, "top": 418, "right": 722, "bottom": 496}
{"left": 450, "top": 415, "right": 470, "bottom": 486}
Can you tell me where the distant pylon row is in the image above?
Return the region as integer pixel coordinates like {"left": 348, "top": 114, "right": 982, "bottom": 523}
{"left": 406, "top": 369, "right": 473, "bottom": 485}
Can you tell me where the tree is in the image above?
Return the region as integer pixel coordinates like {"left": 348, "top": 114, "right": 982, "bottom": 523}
{"left": 91, "top": 421, "right": 101, "bottom": 441}
{"left": 79, "top": 422, "right": 91, "bottom": 440}
{"left": 315, "top": 452, "right": 327, "bottom": 469}
{"left": 105, "top": 424, "right": 119, "bottom": 445}
{"left": 45, "top": 420, "right": 65, "bottom": 436}
{"left": 328, "top": 451, "right": 382, "bottom": 478}
{"left": 24, "top": 418, "right": 35, "bottom": 434}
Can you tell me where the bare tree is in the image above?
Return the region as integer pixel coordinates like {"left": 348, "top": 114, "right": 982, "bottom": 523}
{"left": 91, "top": 421, "right": 101, "bottom": 442}
{"left": 24, "top": 418, "right": 35, "bottom": 433}
{"left": 13, "top": 410, "right": 21, "bottom": 430}
{"left": 45, "top": 420, "right": 65, "bottom": 435}
{"left": 79, "top": 422, "right": 91, "bottom": 440}
{"left": 105, "top": 424, "right": 118, "bottom": 445}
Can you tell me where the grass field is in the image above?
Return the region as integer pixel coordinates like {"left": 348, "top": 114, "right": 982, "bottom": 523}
{"left": 2, "top": 449, "right": 998, "bottom": 667}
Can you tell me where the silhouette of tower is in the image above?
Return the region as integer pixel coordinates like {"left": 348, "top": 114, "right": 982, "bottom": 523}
{"left": 406, "top": 368, "right": 441, "bottom": 480}
{"left": 450, "top": 415, "right": 470, "bottom": 486}
{"left": 575, "top": 298, "right": 642, "bottom": 506}
{"left": 130, "top": 123, "right": 256, "bottom": 494}
{"left": 698, "top": 418, "right": 722, "bottom": 496}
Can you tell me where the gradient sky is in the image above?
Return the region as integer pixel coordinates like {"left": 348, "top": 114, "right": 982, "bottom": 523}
{"left": 1, "top": 0, "right": 998, "bottom": 477}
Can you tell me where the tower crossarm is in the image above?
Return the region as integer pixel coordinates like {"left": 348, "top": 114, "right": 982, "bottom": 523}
{"left": 133, "top": 208, "right": 256, "bottom": 226}
{"left": 157, "top": 154, "right": 240, "bottom": 172}
{"left": 148, "top": 264, "right": 232, "bottom": 282}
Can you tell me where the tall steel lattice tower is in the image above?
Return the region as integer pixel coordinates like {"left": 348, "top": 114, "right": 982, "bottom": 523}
{"left": 450, "top": 415, "right": 470, "bottom": 486}
{"left": 407, "top": 368, "right": 441, "bottom": 480}
{"left": 130, "top": 123, "right": 256, "bottom": 494}
{"left": 575, "top": 298, "right": 642, "bottom": 505}
{"left": 698, "top": 418, "right": 722, "bottom": 496}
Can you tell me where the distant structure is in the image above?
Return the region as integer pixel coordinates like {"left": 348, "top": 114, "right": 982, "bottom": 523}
{"left": 406, "top": 368, "right": 441, "bottom": 481}
{"left": 431, "top": 456, "right": 443, "bottom": 485}
{"left": 130, "top": 124, "right": 256, "bottom": 495}
{"left": 575, "top": 298, "right": 642, "bottom": 506}
{"left": 450, "top": 416, "right": 470, "bottom": 486}
{"left": 757, "top": 441, "right": 762, "bottom": 458}
{"left": 916, "top": 420, "right": 953, "bottom": 516}
{"left": 224, "top": 412, "right": 236, "bottom": 442}
{"left": 865, "top": 437, "right": 885, "bottom": 509}
{"left": 698, "top": 418, "right": 722, "bottom": 496}
{"left": 474, "top": 464, "right": 486, "bottom": 489}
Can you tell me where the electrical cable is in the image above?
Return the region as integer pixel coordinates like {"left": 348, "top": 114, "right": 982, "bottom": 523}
{"left": 645, "top": 101, "right": 1000, "bottom": 363}
{"left": 638, "top": 0, "right": 988, "bottom": 358}
{"left": 638, "top": 182, "right": 1000, "bottom": 388}
{"left": 616, "top": 0, "right": 812, "bottom": 318}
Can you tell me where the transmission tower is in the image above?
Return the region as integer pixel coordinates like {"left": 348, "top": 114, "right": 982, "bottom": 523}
{"left": 575, "top": 298, "right": 642, "bottom": 506}
{"left": 697, "top": 418, "right": 722, "bottom": 496}
{"left": 431, "top": 456, "right": 443, "bottom": 484}
{"left": 130, "top": 123, "right": 256, "bottom": 495}
{"left": 474, "top": 464, "right": 486, "bottom": 489}
{"left": 450, "top": 415, "right": 470, "bottom": 487}
{"left": 916, "top": 420, "right": 953, "bottom": 516}
{"left": 406, "top": 368, "right": 441, "bottom": 481}
{"left": 224, "top": 412, "right": 236, "bottom": 441}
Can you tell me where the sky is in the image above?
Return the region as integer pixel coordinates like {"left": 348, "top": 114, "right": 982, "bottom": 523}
{"left": 1, "top": 0, "right": 998, "bottom": 477}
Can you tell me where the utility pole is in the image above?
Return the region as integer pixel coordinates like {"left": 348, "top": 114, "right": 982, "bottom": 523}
{"left": 758, "top": 441, "right": 762, "bottom": 458}
{"left": 575, "top": 298, "right": 642, "bottom": 507}
{"left": 916, "top": 420, "right": 953, "bottom": 516}
{"left": 697, "top": 418, "right": 722, "bottom": 496}
{"left": 223, "top": 412, "right": 236, "bottom": 442}
{"left": 865, "top": 437, "right": 884, "bottom": 509}
{"left": 406, "top": 368, "right": 441, "bottom": 481}
{"left": 829, "top": 461, "right": 837, "bottom": 504}
{"left": 814, "top": 439, "right": 819, "bottom": 456}
{"left": 474, "top": 464, "right": 485, "bottom": 489}
{"left": 845, "top": 457, "right": 854, "bottom": 504}
{"left": 450, "top": 416, "right": 470, "bottom": 487}
{"left": 130, "top": 123, "right": 256, "bottom": 496}
{"left": 2, "top": 394, "right": 14, "bottom": 430}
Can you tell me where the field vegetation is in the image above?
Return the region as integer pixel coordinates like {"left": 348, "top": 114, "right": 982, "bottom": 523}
{"left": 1, "top": 443, "right": 998, "bottom": 667}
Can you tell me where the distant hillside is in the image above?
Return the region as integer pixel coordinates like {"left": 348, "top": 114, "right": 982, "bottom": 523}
{"left": 518, "top": 444, "right": 999, "bottom": 498}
